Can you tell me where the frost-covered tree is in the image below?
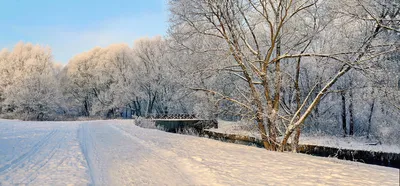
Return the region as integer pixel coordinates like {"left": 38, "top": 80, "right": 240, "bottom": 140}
{"left": 64, "top": 45, "right": 136, "bottom": 117}
{"left": 0, "top": 42, "right": 63, "bottom": 120}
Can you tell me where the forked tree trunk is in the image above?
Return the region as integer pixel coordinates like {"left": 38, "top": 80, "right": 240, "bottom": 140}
{"left": 280, "top": 66, "right": 352, "bottom": 151}
{"left": 267, "top": 8, "right": 282, "bottom": 151}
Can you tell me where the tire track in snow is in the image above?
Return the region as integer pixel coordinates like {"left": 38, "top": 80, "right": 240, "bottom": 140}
{"left": 21, "top": 130, "right": 69, "bottom": 184}
{"left": 78, "top": 124, "right": 95, "bottom": 186}
{"left": 0, "top": 129, "right": 58, "bottom": 175}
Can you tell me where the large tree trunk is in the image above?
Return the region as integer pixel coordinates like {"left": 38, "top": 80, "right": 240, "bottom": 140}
{"left": 267, "top": 7, "right": 282, "bottom": 151}
{"left": 266, "top": 117, "right": 278, "bottom": 151}
{"left": 256, "top": 113, "right": 271, "bottom": 150}
{"left": 292, "top": 54, "right": 302, "bottom": 152}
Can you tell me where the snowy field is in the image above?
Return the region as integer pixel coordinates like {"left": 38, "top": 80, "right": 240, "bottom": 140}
{"left": 0, "top": 119, "right": 398, "bottom": 185}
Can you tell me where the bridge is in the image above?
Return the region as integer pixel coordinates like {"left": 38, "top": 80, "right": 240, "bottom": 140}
{"left": 148, "top": 114, "right": 218, "bottom": 133}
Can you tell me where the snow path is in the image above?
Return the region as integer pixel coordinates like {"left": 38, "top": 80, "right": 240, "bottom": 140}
{"left": 0, "top": 120, "right": 398, "bottom": 185}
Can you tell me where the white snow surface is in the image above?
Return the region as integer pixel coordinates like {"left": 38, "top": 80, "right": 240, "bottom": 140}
{"left": 210, "top": 120, "right": 400, "bottom": 153}
{"left": 0, "top": 119, "right": 398, "bottom": 186}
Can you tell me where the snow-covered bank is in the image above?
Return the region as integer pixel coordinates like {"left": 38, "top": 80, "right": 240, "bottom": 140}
{"left": 209, "top": 120, "right": 400, "bottom": 154}
{"left": 0, "top": 119, "right": 398, "bottom": 185}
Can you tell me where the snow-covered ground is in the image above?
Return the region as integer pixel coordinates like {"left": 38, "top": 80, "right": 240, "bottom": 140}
{"left": 0, "top": 120, "right": 398, "bottom": 185}
{"left": 210, "top": 120, "right": 400, "bottom": 153}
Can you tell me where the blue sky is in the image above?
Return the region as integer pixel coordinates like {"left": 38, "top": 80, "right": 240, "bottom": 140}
{"left": 0, "top": 0, "right": 168, "bottom": 63}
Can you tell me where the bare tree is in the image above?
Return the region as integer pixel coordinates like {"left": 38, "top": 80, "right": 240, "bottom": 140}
{"left": 169, "top": 0, "right": 398, "bottom": 151}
